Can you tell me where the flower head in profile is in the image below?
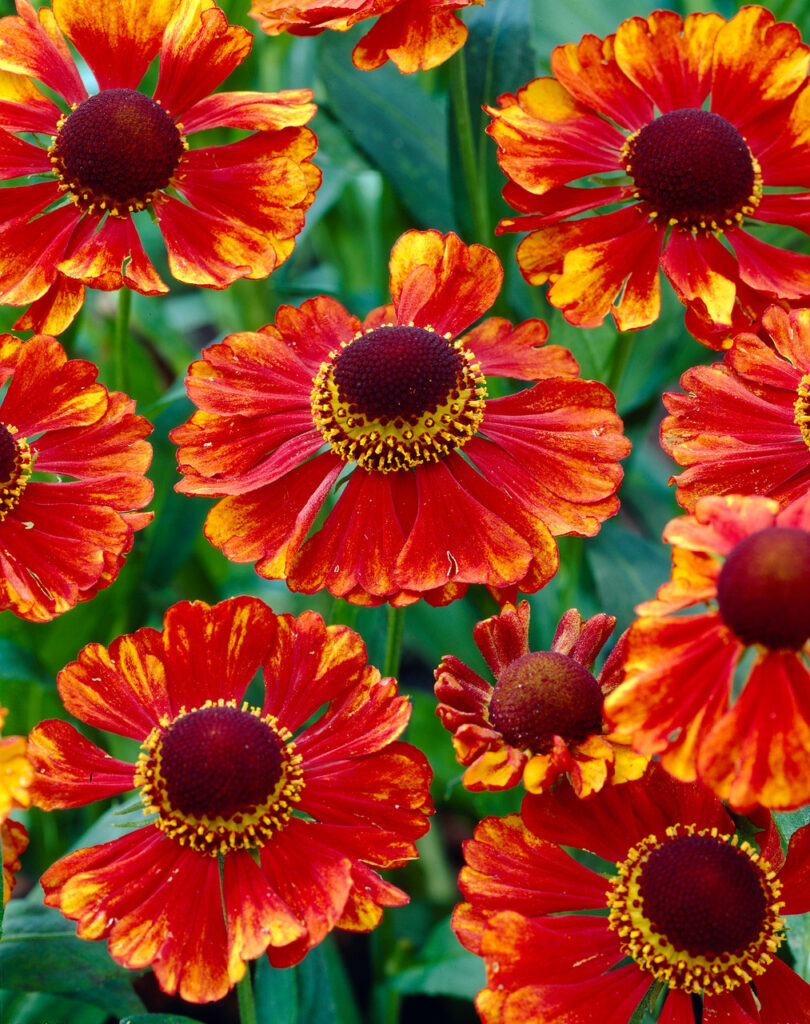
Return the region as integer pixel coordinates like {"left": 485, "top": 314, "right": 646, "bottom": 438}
{"left": 454, "top": 766, "right": 810, "bottom": 1024}
{"left": 1, "top": 707, "right": 32, "bottom": 905}
{"left": 0, "top": 0, "right": 320, "bottom": 334}
{"left": 28, "top": 597, "right": 433, "bottom": 1003}
{"left": 604, "top": 494, "right": 810, "bottom": 812}
{"left": 250, "top": 0, "right": 481, "bottom": 74}
{"left": 172, "top": 229, "right": 629, "bottom": 608}
{"left": 434, "top": 602, "right": 647, "bottom": 796}
{"left": 0, "top": 333, "right": 152, "bottom": 621}
{"left": 488, "top": 8, "right": 810, "bottom": 345}
{"left": 662, "top": 305, "right": 810, "bottom": 512}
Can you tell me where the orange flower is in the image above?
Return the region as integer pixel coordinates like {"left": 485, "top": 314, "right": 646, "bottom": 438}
{"left": 662, "top": 305, "right": 810, "bottom": 512}
{"left": 454, "top": 766, "right": 810, "bottom": 1023}
{"left": 604, "top": 494, "right": 810, "bottom": 812}
{"left": 0, "top": 707, "right": 31, "bottom": 906}
{"left": 250, "top": 0, "right": 481, "bottom": 73}
{"left": 488, "top": 8, "right": 810, "bottom": 346}
{"left": 28, "top": 597, "right": 433, "bottom": 1003}
{"left": 171, "top": 230, "right": 630, "bottom": 607}
{"left": 434, "top": 602, "right": 648, "bottom": 796}
{"left": 0, "top": 333, "right": 152, "bottom": 621}
{"left": 0, "top": 0, "right": 320, "bottom": 334}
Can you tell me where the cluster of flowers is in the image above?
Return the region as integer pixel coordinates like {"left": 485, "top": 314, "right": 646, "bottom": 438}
{"left": 2, "top": 1, "right": 810, "bottom": 1022}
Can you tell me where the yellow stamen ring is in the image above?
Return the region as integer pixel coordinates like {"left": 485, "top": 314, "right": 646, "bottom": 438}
{"left": 134, "top": 699, "right": 304, "bottom": 857}
{"left": 606, "top": 825, "right": 784, "bottom": 995}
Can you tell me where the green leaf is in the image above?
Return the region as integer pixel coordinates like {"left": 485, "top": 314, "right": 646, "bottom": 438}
{"left": 254, "top": 940, "right": 362, "bottom": 1024}
{"left": 0, "top": 990, "right": 111, "bottom": 1024}
{"left": 388, "top": 915, "right": 485, "bottom": 999}
{"left": 318, "top": 33, "right": 455, "bottom": 232}
{"left": 0, "top": 901, "right": 144, "bottom": 1017}
{"left": 586, "top": 520, "right": 672, "bottom": 632}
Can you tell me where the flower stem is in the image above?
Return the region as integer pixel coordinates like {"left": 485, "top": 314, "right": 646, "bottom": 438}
{"left": 449, "top": 49, "right": 491, "bottom": 243}
{"left": 606, "top": 331, "right": 633, "bottom": 401}
{"left": 113, "top": 285, "right": 132, "bottom": 394}
{"left": 382, "top": 605, "right": 405, "bottom": 679}
{"left": 236, "top": 967, "right": 258, "bottom": 1024}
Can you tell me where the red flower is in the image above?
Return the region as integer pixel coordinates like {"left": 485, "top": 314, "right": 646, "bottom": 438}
{"left": 604, "top": 494, "right": 810, "bottom": 811}
{"left": 171, "top": 229, "right": 629, "bottom": 607}
{"left": 662, "top": 305, "right": 810, "bottom": 512}
{"left": 0, "top": 333, "right": 152, "bottom": 621}
{"left": 454, "top": 766, "right": 810, "bottom": 1024}
{"left": 250, "top": 0, "right": 482, "bottom": 73}
{"left": 0, "top": 0, "right": 320, "bottom": 334}
{"left": 28, "top": 597, "right": 433, "bottom": 1003}
{"left": 487, "top": 8, "right": 810, "bottom": 345}
{"left": 434, "top": 602, "right": 647, "bottom": 796}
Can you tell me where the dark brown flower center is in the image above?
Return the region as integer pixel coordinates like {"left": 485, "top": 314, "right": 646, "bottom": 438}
{"left": 488, "top": 651, "right": 603, "bottom": 753}
{"left": 49, "top": 89, "right": 184, "bottom": 216}
{"left": 334, "top": 325, "right": 465, "bottom": 424}
{"left": 0, "top": 422, "right": 33, "bottom": 522}
{"left": 311, "top": 324, "right": 487, "bottom": 472}
{"left": 607, "top": 825, "right": 784, "bottom": 995}
{"left": 716, "top": 526, "right": 810, "bottom": 649}
{"left": 624, "top": 109, "right": 761, "bottom": 230}
{"left": 639, "top": 833, "right": 766, "bottom": 957}
{"left": 160, "top": 705, "right": 285, "bottom": 820}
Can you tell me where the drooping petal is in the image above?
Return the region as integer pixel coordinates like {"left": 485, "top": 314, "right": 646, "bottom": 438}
{"left": 351, "top": 0, "right": 468, "bottom": 74}
{"left": 697, "top": 650, "right": 810, "bottom": 811}
{"left": 59, "top": 213, "right": 168, "bottom": 295}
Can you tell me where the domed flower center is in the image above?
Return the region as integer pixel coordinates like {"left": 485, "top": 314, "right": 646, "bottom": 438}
{"left": 135, "top": 700, "right": 304, "bottom": 856}
{"left": 716, "top": 526, "right": 810, "bottom": 649}
{"left": 796, "top": 374, "right": 810, "bottom": 452}
{"left": 623, "top": 109, "right": 762, "bottom": 231}
{"left": 310, "top": 324, "right": 487, "bottom": 473}
{"left": 0, "top": 423, "right": 33, "bottom": 523}
{"left": 488, "top": 651, "right": 603, "bottom": 754}
{"left": 607, "top": 826, "right": 784, "bottom": 995}
{"left": 49, "top": 89, "right": 185, "bottom": 216}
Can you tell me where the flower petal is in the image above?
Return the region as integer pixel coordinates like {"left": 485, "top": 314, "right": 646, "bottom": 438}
{"left": 53, "top": 0, "right": 180, "bottom": 91}
{"left": 389, "top": 229, "right": 502, "bottom": 338}
{"left": 27, "top": 719, "right": 135, "bottom": 808}
{"left": 0, "top": 0, "right": 86, "bottom": 105}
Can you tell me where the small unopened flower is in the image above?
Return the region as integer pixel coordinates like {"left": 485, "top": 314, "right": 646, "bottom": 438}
{"left": 434, "top": 602, "right": 647, "bottom": 796}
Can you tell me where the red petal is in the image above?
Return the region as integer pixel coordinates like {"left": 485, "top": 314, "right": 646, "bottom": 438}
{"left": 389, "top": 229, "right": 502, "bottom": 337}
{"left": 53, "top": 0, "right": 178, "bottom": 91}
{"left": 0, "top": 0, "right": 86, "bottom": 105}
{"left": 261, "top": 610, "right": 369, "bottom": 732}
{"left": 160, "top": 597, "right": 278, "bottom": 711}
{"left": 56, "top": 627, "right": 169, "bottom": 737}
{"left": 351, "top": 0, "right": 468, "bottom": 73}
{"left": 27, "top": 718, "right": 134, "bottom": 808}
{"left": 60, "top": 214, "right": 168, "bottom": 294}
{"left": 460, "top": 317, "right": 579, "bottom": 381}
{"left": 154, "top": 1, "right": 251, "bottom": 119}
{"left": 180, "top": 87, "right": 316, "bottom": 134}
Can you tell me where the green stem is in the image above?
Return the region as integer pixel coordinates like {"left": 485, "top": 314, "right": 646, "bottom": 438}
{"left": 605, "top": 332, "right": 633, "bottom": 400}
{"left": 382, "top": 605, "right": 405, "bottom": 679}
{"left": 449, "top": 49, "right": 491, "bottom": 243}
{"left": 113, "top": 285, "right": 132, "bottom": 394}
{"left": 236, "top": 967, "right": 258, "bottom": 1024}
